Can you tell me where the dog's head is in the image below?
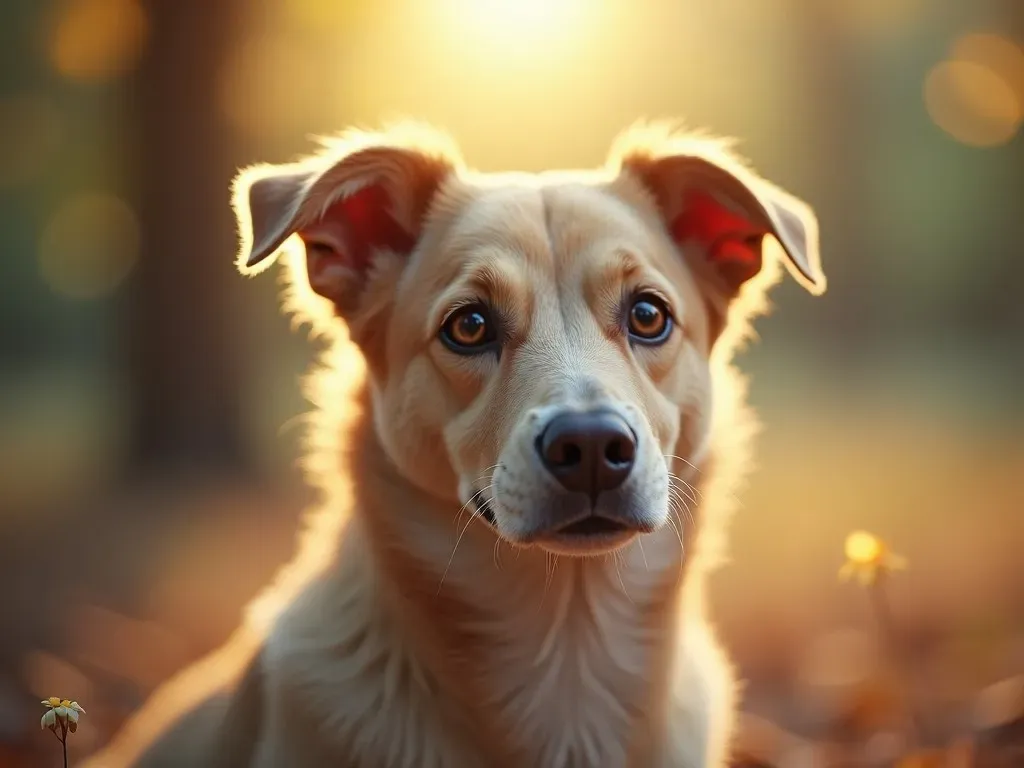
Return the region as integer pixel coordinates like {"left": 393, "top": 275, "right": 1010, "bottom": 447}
{"left": 232, "top": 124, "right": 824, "bottom": 557}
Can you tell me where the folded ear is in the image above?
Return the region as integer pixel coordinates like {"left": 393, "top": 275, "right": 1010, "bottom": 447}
{"left": 613, "top": 132, "right": 826, "bottom": 298}
{"left": 231, "top": 129, "right": 458, "bottom": 312}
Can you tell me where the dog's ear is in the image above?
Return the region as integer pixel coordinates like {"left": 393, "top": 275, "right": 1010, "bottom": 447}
{"left": 613, "top": 134, "right": 826, "bottom": 298}
{"left": 231, "top": 131, "right": 457, "bottom": 313}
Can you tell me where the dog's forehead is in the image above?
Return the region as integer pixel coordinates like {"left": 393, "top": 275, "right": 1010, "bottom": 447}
{"left": 442, "top": 178, "right": 658, "bottom": 273}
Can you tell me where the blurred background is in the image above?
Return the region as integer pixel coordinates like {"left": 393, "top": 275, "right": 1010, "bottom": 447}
{"left": 1, "top": 0, "right": 1022, "bottom": 765}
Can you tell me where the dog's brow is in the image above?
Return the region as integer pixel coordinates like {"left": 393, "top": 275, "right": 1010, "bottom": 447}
{"left": 584, "top": 247, "right": 682, "bottom": 315}
{"left": 427, "top": 256, "right": 530, "bottom": 337}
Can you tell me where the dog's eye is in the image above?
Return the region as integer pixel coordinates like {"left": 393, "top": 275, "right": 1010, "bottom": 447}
{"left": 440, "top": 304, "right": 497, "bottom": 354}
{"left": 628, "top": 294, "right": 673, "bottom": 344}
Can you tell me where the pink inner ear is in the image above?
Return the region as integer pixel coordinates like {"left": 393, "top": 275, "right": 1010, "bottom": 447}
{"left": 670, "top": 191, "right": 767, "bottom": 279}
{"left": 301, "top": 184, "right": 416, "bottom": 273}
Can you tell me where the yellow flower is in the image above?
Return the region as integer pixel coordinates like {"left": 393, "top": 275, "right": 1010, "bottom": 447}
{"left": 41, "top": 697, "right": 85, "bottom": 733}
{"left": 839, "top": 531, "right": 907, "bottom": 585}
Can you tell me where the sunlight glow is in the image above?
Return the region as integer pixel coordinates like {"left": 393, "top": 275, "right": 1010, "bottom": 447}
{"left": 219, "top": 37, "right": 322, "bottom": 140}
{"left": 441, "top": 0, "right": 586, "bottom": 53}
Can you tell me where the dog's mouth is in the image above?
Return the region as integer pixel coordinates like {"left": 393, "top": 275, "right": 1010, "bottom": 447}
{"left": 471, "top": 493, "right": 632, "bottom": 539}
{"left": 556, "top": 516, "right": 630, "bottom": 537}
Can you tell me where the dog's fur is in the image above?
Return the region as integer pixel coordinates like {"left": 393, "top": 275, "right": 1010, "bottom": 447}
{"left": 84, "top": 122, "right": 825, "bottom": 768}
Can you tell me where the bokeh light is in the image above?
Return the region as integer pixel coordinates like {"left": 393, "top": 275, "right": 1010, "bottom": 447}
{"left": 48, "top": 0, "right": 148, "bottom": 83}
{"left": 925, "top": 60, "right": 1022, "bottom": 147}
{"left": 0, "top": 94, "right": 62, "bottom": 188}
{"left": 925, "top": 33, "right": 1024, "bottom": 148}
{"left": 952, "top": 33, "right": 1024, "bottom": 99}
{"left": 38, "top": 193, "right": 140, "bottom": 300}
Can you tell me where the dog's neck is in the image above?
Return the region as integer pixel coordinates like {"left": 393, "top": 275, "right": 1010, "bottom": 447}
{"left": 341, "top": 383, "right": 701, "bottom": 766}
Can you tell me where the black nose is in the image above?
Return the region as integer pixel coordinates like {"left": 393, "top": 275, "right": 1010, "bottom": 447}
{"left": 537, "top": 410, "right": 637, "bottom": 499}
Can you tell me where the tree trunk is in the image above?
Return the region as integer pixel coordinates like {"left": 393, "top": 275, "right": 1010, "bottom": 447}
{"left": 121, "top": 0, "right": 250, "bottom": 480}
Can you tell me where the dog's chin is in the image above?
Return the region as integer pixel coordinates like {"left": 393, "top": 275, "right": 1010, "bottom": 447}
{"left": 534, "top": 528, "right": 639, "bottom": 557}
{"left": 469, "top": 492, "right": 655, "bottom": 557}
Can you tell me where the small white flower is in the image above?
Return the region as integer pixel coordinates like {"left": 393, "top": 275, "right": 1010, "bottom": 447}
{"left": 40, "top": 697, "right": 86, "bottom": 734}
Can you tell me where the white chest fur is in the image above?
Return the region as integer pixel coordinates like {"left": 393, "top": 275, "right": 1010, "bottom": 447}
{"left": 454, "top": 526, "right": 686, "bottom": 766}
{"left": 262, "top": 517, "right": 692, "bottom": 768}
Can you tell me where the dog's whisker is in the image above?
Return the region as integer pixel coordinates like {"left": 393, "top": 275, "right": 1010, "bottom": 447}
{"left": 667, "top": 481, "right": 697, "bottom": 529}
{"left": 668, "top": 464, "right": 747, "bottom": 512}
{"left": 663, "top": 453, "right": 703, "bottom": 477}
{"left": 667, "top": 476, "right": 700, "bottom": 506}
{"left": 453, "top": 487, "right": 486, "bottom": 526}
{"left": 542, "top": 553, "right": 559, "bottom": 602}
{"left": 469, "top": 464, "right": 501, "bottom": 488}
{"left": 637, "top": 539, "right": 649, "bottom": 572}
{"left": 492, "top": 539, "right": 503, "bottom": 570}
{"left": 453, "top": 466, "right": 501, "bottom": 525}
{"left": 666, "top": 483, "right": 689, "bottom": 509}
{"left": 666, "top": 470, "right": 702, "bottom": 501}
{"left": 438, "top": 501, "right": 484, "bottom": 594}
{"left": 612, "top": 553, "right": 634, "bottom": 603}
{"left": 453, "top": 483, "right": 496, "bottom": 526}
{"left": 665, "top": 500, "right": 686, "bottom": 558}
{"left": 666, "top": 486, "right": 690, "bottom": 524}
{"left": 668, "top": 512, "right": 686, "bottom": 581}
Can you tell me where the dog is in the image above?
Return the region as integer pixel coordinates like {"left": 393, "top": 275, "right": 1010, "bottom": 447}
{"left": 84, "top": 121, "right": 825, "bottom": 768}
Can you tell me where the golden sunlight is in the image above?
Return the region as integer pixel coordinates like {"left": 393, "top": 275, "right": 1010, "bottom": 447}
{"left": 442, "top": 0, "right": 585, "bottom": 46}
{"left": 219, "top": 36, "right": 322, "bottom": 139}
{"left": 434, "top": 0, "right": 594, "bottom": 67}
{"left": 286, "top": 0, "right": 367, "bottom": 30}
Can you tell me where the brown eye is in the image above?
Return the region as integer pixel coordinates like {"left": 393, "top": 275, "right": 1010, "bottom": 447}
{"left": 628, "top": 295, "right": 672, "bottom": 344}
{"left": 440, "top": 304, "right": 498, "bottom": 354}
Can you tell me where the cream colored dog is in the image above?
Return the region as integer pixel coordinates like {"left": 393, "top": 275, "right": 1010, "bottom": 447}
{"left": 85, "top": 122, "right": 825, "bottom": 768}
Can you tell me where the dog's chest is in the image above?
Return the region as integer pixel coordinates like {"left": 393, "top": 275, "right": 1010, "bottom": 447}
{"left": 472, "top": 560, "right": 670, "bottom": 767}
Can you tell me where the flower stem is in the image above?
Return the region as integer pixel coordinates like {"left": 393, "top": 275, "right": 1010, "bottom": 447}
{"left": 57, "top": 718, "right": 69, "bottom": 768}
{"left": 867, "top": 573, "right": 928, "bottom": 747}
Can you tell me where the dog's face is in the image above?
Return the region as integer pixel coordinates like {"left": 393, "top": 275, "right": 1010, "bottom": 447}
{"left": 233, "top": 125, "right": 824, "bottom": 557}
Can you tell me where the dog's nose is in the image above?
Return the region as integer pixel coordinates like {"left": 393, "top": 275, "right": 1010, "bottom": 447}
{"left": 538, "top": 410, "right": 637, "bottom": 499}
